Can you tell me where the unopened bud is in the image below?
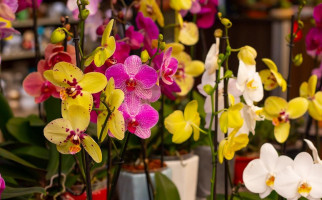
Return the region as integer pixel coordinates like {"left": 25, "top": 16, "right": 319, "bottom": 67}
{"left": 293, "top": 53, "right": 303, "bottom": 66}
{"left": 79, "top": 9, "right": 89, "bottom": 20}
{"left": 81, "top": 0, "right": 89, "bottom": 5}
{"left": 50, "top": 28, "right": 65, "bottom": 44}
{"left": 160, "top": 42, "right": 166, "bottom": 50}
{"left": 203, "top": 84, "right": 214, "bottom": 95}
{"left": 298, "top": 20, "right": 304, "bottom": 29}
{"left": 214, "top": 29, "right": 222, "bottom": 38}
{"left": 158, "top": 34, "right": 164, "bottom": 41}
{"left": 224, "top": 70, "right": 233, "bottom": 78}
{"left": 221, "top": 18, "right": 232, "bottom": 28}
{"left": 238, "top": 46, "right": 257, "bottom": 65}
{"left": 141, "top": 50, "right": 150, "bottom": 63}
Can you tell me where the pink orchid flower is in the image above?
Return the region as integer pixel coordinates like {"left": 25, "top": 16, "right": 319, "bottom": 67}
{"left": 0, "top": 22, "right": 20, "bottom": 39}
{"left": 17, "top": 0, "right": 42, "bottom": 12}
{"left": 120, "top": 102, "right": 158, "bottom": 139}
{"left": 23, "top": 71, "right": 60, "bottom": 103}
{"left": 197, "top": 0, "right": 218, "bottom": 29}
{"left": 105, "top": 55, "right": 158, "bottom": 101}
{"left": 38, "top": 44, "right": 76, "bottom": 74}
{"left": 125, "top": 26, "right": 144, "bottom": 50}
{"left": 154, "top": 47, "right": 178, "bottom": 85}
{"left": 0, "top": 0, "right": 18, "bottom": 20}
{"left": 136, "top": 12, "right": 159, "bottom": 55}
{"left": 111, "top": 41, "right": 131, "bottom": 64}
{"left": 0, "top": 174, "right": 5, "bottom": 199}
{"left": 306, "top": 3, "right": 322, "bottom": 58}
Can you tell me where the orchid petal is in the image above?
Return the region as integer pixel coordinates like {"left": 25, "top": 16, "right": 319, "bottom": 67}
{"left": 52, "top": 62, "right": 84, "bottom": 86}
{"left": 184, "top": 100, "right": 198, "bottom": 122}
{"left": 23, "top": 72, "right": 43, "bottom": 97}
{"left": 57, "top": 140, "right": 81, "bottom": 155}
{"left": 275, "top": 166, "right": 301, "bottom": 199}
{"left": 105, "top": 64, "right": 129, "bottom": 88}
{"left": 124, "top": 55, "right": 142, "bottom": 75}
{"left": 308, "top": 164, "right": 322, "bottom": 198}
{"left": 78, "top": 72, "right": 107, "bottom": 93}
{"left": 185, "top": 60, "right": 204, "bottom": 77}
{"left": 274, "top": 122, "right": 290, "bottom": 143}
{"left": 136, "top": 104, "right": 159, "bottom": 129}
{"left": 135, "top": 127, "right": 151, "bottom": 139}
{"left": 288, "top": 97, "right": 308, "bottom": 119}
{"left": 243, "top": 159, "right": 268, "bottom": 193}
{"left": 44, "top": 118, "right": 72, "bottom": 145}
{"left": 264, "top": 96, "right": 288, "bottom": 117}
{"left": 294, "top": 152, "right": 314, "bottom": 179}
{"left": 81, "top": 134, "right": 102, "bottom": 163}
{"left": 135, "top": 65, "right": 158, "bottom": 89}
{"left": 108, "top": 110, "right": 125, "bottom": 140}
{"left": 66, "top": 105, "right": 90, "bottom": 132}
{"left": 259, "top": 143, "right": 278, "bottom": 172}
{"left": 101, "top": 19, "right": 114, "bottom": 47}
{"left": 178, "top": 22, "right": 199, "bottom": 46}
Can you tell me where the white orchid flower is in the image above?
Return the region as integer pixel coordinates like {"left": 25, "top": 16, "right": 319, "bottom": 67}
{"left": 274, "top": 152, "right": 322, "bottom": 200}
{"left": 236, "top": 70, "right": 264, "bottom": 106}
{"left": 304, "top": 139, "right": 322, "bottom": 165}
{"left": 204, "top": 38, "right": 220, "bottom": 74}
{"left": 243, "top": 143, "right": 293, "bottom": 198}
{"left": 239, "top": 104, "right": 265, "bottom": 135}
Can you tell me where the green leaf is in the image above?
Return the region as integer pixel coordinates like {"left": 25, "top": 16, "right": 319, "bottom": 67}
{"left": 0, "top": 147, "right": 38, "bottom": 169}
{"left": 0, "top": 163, "right": 37, "bottom": 183}
{"left": 27, "top": 114, "right": 45, "bottom": 126}
{"left": 46, "top": 143, "right": 59, "bottom": 180}
{"left": 6, "top": 117, "right": 45, "bottom": 145}
{"left": 1, "top": 187, "right": 45, "bottom": 199}
{"left": 155, "top": 172, "right": 180, "bottom": 200}
{"left": 0, "top": 93, "right": 14, "bottom": 140}
{"left": 11, "top": 145, "right": 49, "bottom": 160}
{"left": 44, "top": 97, "right": 61, "bottom": 122}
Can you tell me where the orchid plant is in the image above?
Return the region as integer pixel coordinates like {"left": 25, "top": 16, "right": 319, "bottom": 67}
{"left": 1, "top": 0, "right": 322, "bottom": 200}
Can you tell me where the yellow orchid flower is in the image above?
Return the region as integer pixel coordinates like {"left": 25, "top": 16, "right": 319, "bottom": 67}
{"left": 97, "top": 78, "right": 125, "bottom": 141}
{"left": 259, "top": 58, "right": 287, "bottom": 92}
{"left": 85, "top": 19, "right": 116, "bottom": 67}
{"left": 237, "top": 46, "right": 257, "bottom": 66}
{"left": 139, "top": 0, "right": 164, "bottom": 27}
{"left": 0, "top": 17, "right": 19, "bottom": 40}
{"left": 44, "top": 105, "right": 102, "bottom": 163}
{"left": 44, "top": 62, "right": 107, "bottom": 117}
{"left": 219, "top": 94, "right": 244, "bottom": 133}
{"left": 175, "top": 13, "right": 198, "bottom": 46}
{"left": 170, "top": 0, "right": 192, "bottom": 10}
{"left": 218, "top": 127, "right": 249, "bottom": 163}
{"left": 300, "top": 75, "right": 322, "bottom": 120}
{"left": 165, "top": 100, "right": 202, "bottom": 144}
{"left": 263, "top": 96, "right": 308, "bottom": 143}
{"left": 166, "top": 43, "right": 204, "bottom": 96}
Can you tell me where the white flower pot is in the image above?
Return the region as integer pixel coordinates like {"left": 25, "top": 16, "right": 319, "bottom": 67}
{"left": 164, "top": 153, "right": 199, "bottom": 200}
{"left": 117, "top": 167, "right": 172, "bottom": 200}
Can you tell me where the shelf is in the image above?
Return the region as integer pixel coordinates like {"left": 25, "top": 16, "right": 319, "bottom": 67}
{"left": 12, "top": 17, "right": 77, "bottom": 28}
{"left": 2, "top": 51, "right": 44, "bottom": 61}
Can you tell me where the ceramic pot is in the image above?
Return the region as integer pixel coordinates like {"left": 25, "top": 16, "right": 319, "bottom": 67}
{"left": 117, "top": 166, "right": 172, "bottom": 200}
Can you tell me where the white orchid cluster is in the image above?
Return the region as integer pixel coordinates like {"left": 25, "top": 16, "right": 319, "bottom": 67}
{"left": 197, "top": 37, "right": 265, "bottom": 139}
{"left": 243, "top": 141, "right": 322, "bottom": 200}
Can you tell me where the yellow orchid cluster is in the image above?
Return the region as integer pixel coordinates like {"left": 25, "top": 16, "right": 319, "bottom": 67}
{"left": 43, "top": 20, "right": 124, "bottom": 163}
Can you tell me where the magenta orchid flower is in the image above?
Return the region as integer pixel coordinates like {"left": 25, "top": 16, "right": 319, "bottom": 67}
{"left": 155, "top": 47, "right": 178, "bottom": 85}
{"left": 0, "top": 174, "right": 5, "bottom": 199}
{"left": 180, "top": 0, "right": 201, "bottom": 17}
{"left": 125, "top": 26, "right": 144, "bottom": 50}
{"left": 0, "top": 0, "right": 18, "bottom": 20}
{"left": 136, "top": 12, "right": 159, "bottom": 55}
{"left": 17, "top": 0, "right": 42, "bottom": 12}
{"left": 23, "top": 72, "right": 60, "bottom": 103}
{"left": 306, "top": 3, "right": 322, "bottom": 58}
{"left": 160, "top": 80, "right": 181, "bottom": 100}
{"left": 111, "top": 41, "right": 131, "bottom": 64}
{"left": 197, "top": 0, "right": 218, "bottom": 29}
{"left": 105, "top": 55, "right": 158, "bottom": 101}
{"left": 120, "top": 102, "right": 158, "bottom": 139}
{"left": 0, "top": 22, "right": 20, "bottom": 39}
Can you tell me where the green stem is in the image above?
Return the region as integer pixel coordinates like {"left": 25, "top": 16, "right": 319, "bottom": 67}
{"left": 98, "top": 101, "right": 113, "bottom": 145}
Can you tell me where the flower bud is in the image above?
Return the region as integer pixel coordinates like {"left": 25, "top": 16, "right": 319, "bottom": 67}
{"left": 81, "top": 0, "right": 89, "bottom": 5}
{"left": 79, "top": 9, "right": 89, "bottom": 20}
{"left": 224, "top": 70, "right": 233, "bottom": 78}
{"left": 50, "top": 28, "right": 66, "bottom": 44}
{"left": 158, "top": 34, "right": 164, "bottom": 41}
{"left": 221, "top": 18, "right": 232, "bottom": 28}
{"left": 238, "top": 46, "right": 257, "bottom": 65}
{"left": 160, "top": 42, "right": 166, "bottom": 50}
{"left": 293, "top": 53, "right": 303, "bottom": 66}
{"left": 214, "top": 29, "right": 222, "bottom": 38}
{"left": 203, "top": 84, "right": 214, "bottom": 95}
{"left": 141, "top": 50, "right": 150, "bottom": 63}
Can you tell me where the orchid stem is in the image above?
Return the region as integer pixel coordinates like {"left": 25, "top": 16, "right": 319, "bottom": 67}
{"left": 107, "top": 136, "right": 112, "bottom": 199}
{"left": 108, "top": 132, "right": 130, "bottom": 200}
{"left": 160, "top": 93, "right": 165, "bottom": 167}
{"left": 141, "top": 140, "right": 154, "bottom": 199}
{"left": 84, "top": 150, "right": 93, "bottom": 200}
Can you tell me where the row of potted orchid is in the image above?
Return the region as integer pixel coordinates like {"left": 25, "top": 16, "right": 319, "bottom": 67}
{"left": 0, "top": 0, "right": 322, "bottom": 200}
